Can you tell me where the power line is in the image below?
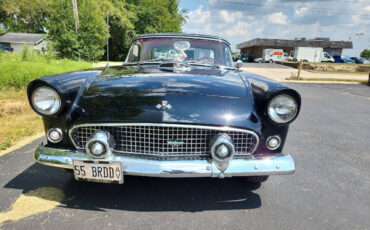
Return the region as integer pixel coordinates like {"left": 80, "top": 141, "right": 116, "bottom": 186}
{"left": 220, "top": 0, "right": 366, "bottom": 14}
{"left": 217, "top": 0, "right": 370, "bottom": 17}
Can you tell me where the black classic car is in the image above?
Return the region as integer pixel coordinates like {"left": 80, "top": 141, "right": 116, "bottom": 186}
{"left": 28, "top": 33, "right": 301, "bottom": 184}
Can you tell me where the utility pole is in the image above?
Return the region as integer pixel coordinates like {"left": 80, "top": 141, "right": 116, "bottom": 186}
{"left": 72, "top": 0, "right": 80, "bottom": 59}
{"left": 297, "top": 59, "right": 303, "bottom": 79}
{"left": 355, "top": 32, "right": 365, "bottom": 57}
{"left": 72, "top": 0, "right": 79, "bottom": 33}
{"left": 106, "top": 12, "right": 110, "bottom": 68}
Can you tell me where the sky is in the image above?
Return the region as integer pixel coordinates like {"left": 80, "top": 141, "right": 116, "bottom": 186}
{"left": 179, "top": 0, "right": 370, "bottom": 56}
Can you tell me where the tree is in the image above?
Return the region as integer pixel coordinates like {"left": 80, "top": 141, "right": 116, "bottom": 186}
{"left": 360, "top": 49, "right": 370, "bottom": 59}
{"left": 0, "top": 0, "right": 187, "bottom": 61}
{"left": 0, "top": 0, "right": 52, "bottom": 33}
{"left": 47, "top": 0, "right": 79, "bottom": 60}
{"left": 76, "top": 1, "right": 107, "bottom": 61}
{"left": 99, "top": 0, "right": 135, "bottom": 61}
{"left": 127, "top": 0, "right": 186, "bottom": 34}
{"left": 48, "top": 0, "right": 107, "bottom": 61}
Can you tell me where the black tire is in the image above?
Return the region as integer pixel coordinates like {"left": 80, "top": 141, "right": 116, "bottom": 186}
{"left": 268, "top": 59, "right": 273, "bottom": 63}
{"left": 241, "top": 176, "right": 269, "bottom": 183}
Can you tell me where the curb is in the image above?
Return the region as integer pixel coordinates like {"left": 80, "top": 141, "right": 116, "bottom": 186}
{"left": 0, "top": 133, "right": 43, "bottom": 157}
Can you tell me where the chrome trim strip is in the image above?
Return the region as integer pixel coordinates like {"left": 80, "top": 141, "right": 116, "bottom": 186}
{"left": 34, "top": 144, "right": 295, "bottom": 177}
{"left": 133, "top": 35, "right": 231, "bottom": 46}
{"left": 68, "top": 123, "right": 260, "bottom": 155}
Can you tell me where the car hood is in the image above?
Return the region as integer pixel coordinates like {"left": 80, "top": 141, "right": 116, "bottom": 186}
{"left": 71, "top": 66, "right": 259, "bottom": 129}
{"left": 85, "top": 66, "right": 247, "bottom": 98}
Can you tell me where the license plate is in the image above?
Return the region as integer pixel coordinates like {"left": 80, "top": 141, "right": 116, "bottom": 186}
{"left": 72, "top": 160, "right": 123, "bottom": 184}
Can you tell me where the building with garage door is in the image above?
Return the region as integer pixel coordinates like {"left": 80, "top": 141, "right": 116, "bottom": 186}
{"left": 0, "top": 32, "right": 47, "bottom": 52}
{"left": 236, "top": 37, "right": 352, "bottom": 59}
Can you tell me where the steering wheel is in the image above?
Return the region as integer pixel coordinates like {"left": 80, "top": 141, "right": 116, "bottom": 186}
{"left": 196, "top": 57, "right": 219, "bottom": 65}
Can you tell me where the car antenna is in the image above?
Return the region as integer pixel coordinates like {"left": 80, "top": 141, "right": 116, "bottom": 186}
{"left": 106, "top": 12, "right": 110, "bottom": 68}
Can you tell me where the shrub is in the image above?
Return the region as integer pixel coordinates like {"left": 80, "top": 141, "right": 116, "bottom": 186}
{"left": 21, "top": 46, "right": 29, "bottom": 61}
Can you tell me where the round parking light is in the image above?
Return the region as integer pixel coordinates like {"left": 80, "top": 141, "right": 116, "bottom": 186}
{"left": 266, "top": 136, "right": 281, "bottom": 150}
{"left": 47, "top": 128, "right": 63, "bottom": 143}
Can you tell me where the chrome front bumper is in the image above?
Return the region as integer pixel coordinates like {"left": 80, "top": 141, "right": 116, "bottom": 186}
{"left": 34, "top": 144, "right": 295, "bottom": 178}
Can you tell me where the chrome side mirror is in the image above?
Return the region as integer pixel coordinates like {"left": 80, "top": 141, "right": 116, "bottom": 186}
{"left": 235, "top": 60, "right": 243, "bottom": 69}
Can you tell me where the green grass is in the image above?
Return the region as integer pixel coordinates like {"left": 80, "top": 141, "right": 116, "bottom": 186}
{"left": 0, "top": 51, "right": 92, "bottom": 89}
{"left": 0, "top": 51, "right": 92, "bottom": 152}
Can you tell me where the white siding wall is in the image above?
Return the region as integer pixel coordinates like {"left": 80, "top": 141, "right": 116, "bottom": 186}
{"left": 10, "top": 43, "right": 34, "bottom": 52}
{"left": 10, "top": 41, "right": 47, "bottom": 52}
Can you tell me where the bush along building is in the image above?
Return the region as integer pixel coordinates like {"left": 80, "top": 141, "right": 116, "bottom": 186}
{"left": 236, "top": 37, "right": 353, "bottom": 59}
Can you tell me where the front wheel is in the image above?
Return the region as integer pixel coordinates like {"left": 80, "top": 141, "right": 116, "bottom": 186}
{"left": 268, "top": 59, "right": 273, "bottom": 63}
{"left": 241, "top": 176, "right": 269, "bottom": 183}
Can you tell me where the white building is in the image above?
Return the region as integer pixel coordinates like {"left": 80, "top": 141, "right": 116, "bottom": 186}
{"left": 0, "top": 32, "right": 47, "bottom": 52}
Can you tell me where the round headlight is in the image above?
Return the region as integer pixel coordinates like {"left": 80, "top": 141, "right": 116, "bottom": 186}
{"left": 268, "top": 94, "right": 298, "bottom": 124}
{"left": 31, "top": 86, "right": 61, "bottom": 115}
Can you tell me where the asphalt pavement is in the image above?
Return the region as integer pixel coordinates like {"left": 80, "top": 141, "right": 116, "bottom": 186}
{"left": 0, "top": 83, "right": 369, "bottom": 230}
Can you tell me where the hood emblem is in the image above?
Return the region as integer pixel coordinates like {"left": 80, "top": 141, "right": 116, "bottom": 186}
{"left": 156, "top": 101, "right": 172, "bottom": 110}
{"left": 168, "top": 140, "right": 184, "bottom": 146}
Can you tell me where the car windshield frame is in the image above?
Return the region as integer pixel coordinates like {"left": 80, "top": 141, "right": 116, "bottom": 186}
{"left": 124, "top": 36, "right": 234, "bottom": 69}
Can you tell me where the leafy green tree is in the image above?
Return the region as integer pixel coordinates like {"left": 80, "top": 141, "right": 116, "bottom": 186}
{"left": 47, "top": 0, "right": 79, "bottom": 60}
{"left": 127, "top": 0, "right": 186, "bottom": 34}
{"left": 48, "top": 0, "right": 107, "bottom": 61}
{"left": 77, "top": 1, "right": 107, "bottom": 61}
{"left": 99, "top": 0, "right": 135, "bottom": 61}
{"left": 0, "top": 0, "right": 52, "bottom": 33}
{"left": 360, "top": 49, "right": 370, "bottom": 59}
{"left": 0, "top": 0, "right": 187, "bottom": 61}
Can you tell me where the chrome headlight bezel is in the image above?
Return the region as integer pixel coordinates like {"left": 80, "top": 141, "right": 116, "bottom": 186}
{"left": 267, "top": 94, "right": 298, "bottom": 124}
{"left": 31, "top": 86, "right": 62, "bottom": 116}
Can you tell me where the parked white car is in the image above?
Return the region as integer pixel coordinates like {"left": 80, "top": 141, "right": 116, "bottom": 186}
{"left": 322, "top": 52, "right": 335, "bottom": 62}
{"left": 253, "top": 58, "right": 263, "bottom": 63}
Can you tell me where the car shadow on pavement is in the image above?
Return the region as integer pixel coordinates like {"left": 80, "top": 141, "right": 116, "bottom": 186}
{"left": 4, "top": 163, "right": 262, "bottom": 212}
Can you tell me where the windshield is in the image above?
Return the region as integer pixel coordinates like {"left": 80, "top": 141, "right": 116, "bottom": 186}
{"left": 125, "top": 37, "right": 234, "bottom": 67}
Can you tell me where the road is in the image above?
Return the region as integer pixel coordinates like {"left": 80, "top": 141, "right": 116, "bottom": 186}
{"left": 0, "top": 83, "right": 369, "bottom": 230}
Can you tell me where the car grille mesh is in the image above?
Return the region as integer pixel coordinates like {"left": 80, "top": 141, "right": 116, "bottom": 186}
{"left": 70, "top": 124, "right": 258, "bottom": 157}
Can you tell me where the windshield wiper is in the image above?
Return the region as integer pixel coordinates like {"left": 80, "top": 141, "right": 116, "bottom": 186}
{"left": 137, "top": 58, "right": 173, "bottom": 64}
{"left": 184, "top": 61, "right": 223, "bottom": 69}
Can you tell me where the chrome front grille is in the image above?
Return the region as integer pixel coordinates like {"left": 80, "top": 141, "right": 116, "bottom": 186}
{"left": 69, "top": 123, "right": 258, "bottom": 157}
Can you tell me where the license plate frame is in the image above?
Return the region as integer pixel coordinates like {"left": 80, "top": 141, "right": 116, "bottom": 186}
{"left": 72, "top": 160, "right": 123, "bottom": 184}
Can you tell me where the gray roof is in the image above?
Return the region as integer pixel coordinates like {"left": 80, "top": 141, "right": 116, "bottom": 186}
{"left": 0, "top": 32, "right": 45, "bottom": 44}
{"left": 237, "top": 38, "right": 353, "bottom": 49}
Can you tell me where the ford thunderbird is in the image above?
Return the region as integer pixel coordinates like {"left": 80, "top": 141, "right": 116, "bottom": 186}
{"left": 28, "top": 33, "right": 301, "bottom": 184}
